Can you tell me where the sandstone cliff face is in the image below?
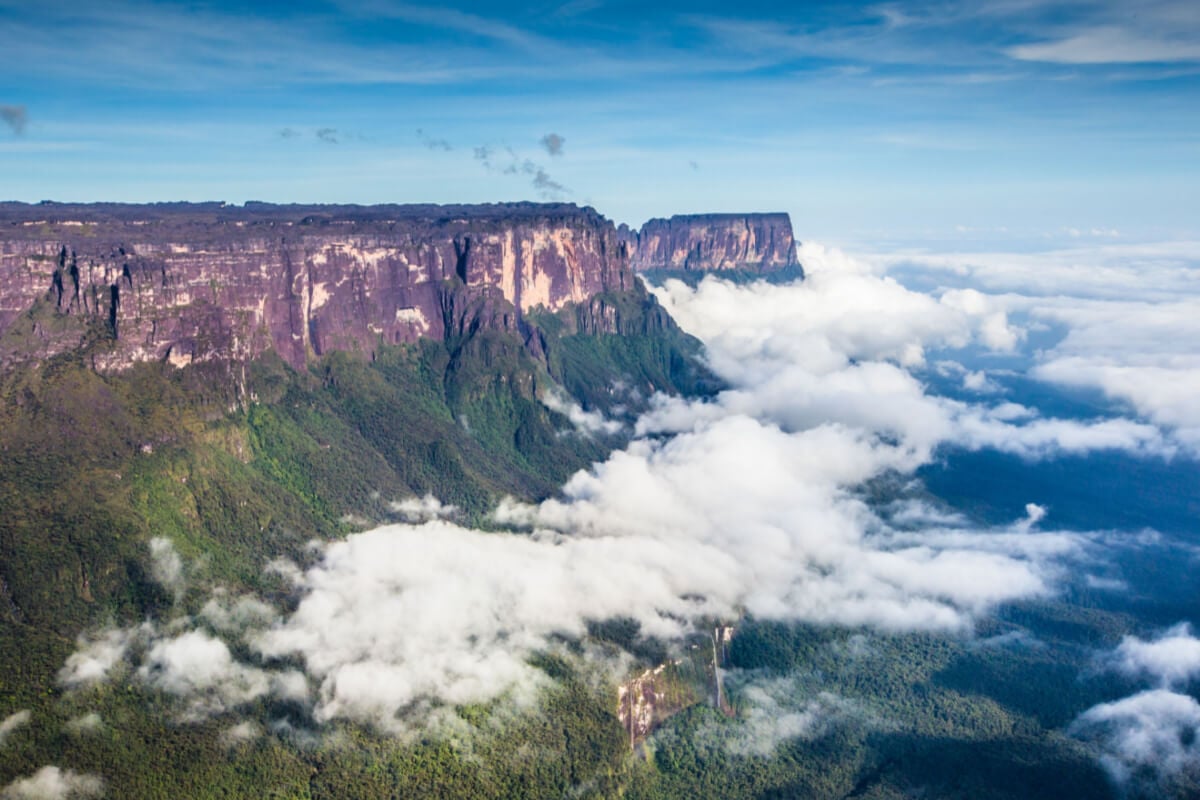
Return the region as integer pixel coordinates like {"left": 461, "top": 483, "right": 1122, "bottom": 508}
{"left": 630, "top": 213, "right": 799, "bottom": 273}
{"left": 618, "top": 665, "right": 668, "bottom": 745}
{"left": 0, "top": 203, "right": 635, "bottom": 371}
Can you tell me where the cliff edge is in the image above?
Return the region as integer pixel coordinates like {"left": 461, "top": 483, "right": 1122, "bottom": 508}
{"left": 626, "top": 212, "right": 800, "bottom": 275}
{"left": 0, "top": 202, "right": 637, "bottom": 371}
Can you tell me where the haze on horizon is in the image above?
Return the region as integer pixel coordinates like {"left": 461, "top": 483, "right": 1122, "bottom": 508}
{"left": 1, "top": 0, "right": 1198, "bottom": 244}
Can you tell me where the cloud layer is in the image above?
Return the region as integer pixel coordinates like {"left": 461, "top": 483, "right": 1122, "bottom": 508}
{"left": 872, "top": 241, "right": 1200, "bottom": 451}
{"left": 645, "top": 242, "right": 1170, "bottom": 459}
{"left": 1072, "top": 624, "right": 1200, "bottom": 789}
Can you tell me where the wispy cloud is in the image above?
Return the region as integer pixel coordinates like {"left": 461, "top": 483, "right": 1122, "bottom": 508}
{"left": 1071, "top": 689, "right": 1200, "bottom": 789}
{"left": 474, "top": 143, "right": 568, "bottom": 199}
{"left": 1, "top": 105, "right": 27, "bottom": 135}
{"left": 1009, "top": 27, "right": 1200, "bottom": 64}
{"left": 867, "top": 242, "right": 1200, "bottom": 451}
{"left": 552, "top": 0, "right": 605, "bottom": 18}
{"left": 0, "top": 1, "right": 556, "bottom": 89}
{"left": 1072, "top": 617, "right": 1200, "bottom": 789}
{"left": 1, "top": 766, "right": 104, "bottom": 800}
{"left": 678, "top": 10, "right": 991, "bottom": 71}
{"left": 149, "top": 536, "right": 185, "bottom": 602}
{"left": 1105, "top": 623, "right": 1200, "bottom": 688}
{"left": 337, "top": 0, "right": 552, "bottom": 52}
{"left": 0, "top": 710, "right": 30, "bottom": 747}
{"left": 529, "top": 167, "right": 566, "bottom": 196}
{"left": 540, "top": 132, "right": 565, "bottom": 156}
{"left": 716, "top": 679, "right": 862, "bottom": 757}
{"left": 416, "top": 128, "right": 452, "bottom": 151}
{"left": 541, "top": 387, "right": 622, "bottom": 436}
{"left": 389, "top": 493, "right": 459, "bottom": 522}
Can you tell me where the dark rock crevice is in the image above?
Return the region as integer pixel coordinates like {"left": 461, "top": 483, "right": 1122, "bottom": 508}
{"left": 453, "top": 235, "right": 471, "bottom": 283}
{"left": 109, "top": 284, "right": 120, "bottom": 338}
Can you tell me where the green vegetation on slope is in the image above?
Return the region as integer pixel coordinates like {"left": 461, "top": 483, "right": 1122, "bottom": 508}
{"left": 0, "top": 290, "right": 712, "bottom": 797}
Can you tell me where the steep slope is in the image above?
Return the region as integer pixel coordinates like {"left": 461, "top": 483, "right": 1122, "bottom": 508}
{"left": 0, "top": 202, "right": 715, "bottom": 797}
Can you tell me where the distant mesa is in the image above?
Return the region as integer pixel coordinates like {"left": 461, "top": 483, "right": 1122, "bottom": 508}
{"left": 623, "top": 212, "right": 801, "bottom": 281}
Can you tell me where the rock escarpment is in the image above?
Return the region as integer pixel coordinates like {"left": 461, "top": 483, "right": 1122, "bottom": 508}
{"left": 627, "top": 212, "right": 800, "bottom": 275}
{"left": 0, "top": 202, "right": 637, "bottom": 371}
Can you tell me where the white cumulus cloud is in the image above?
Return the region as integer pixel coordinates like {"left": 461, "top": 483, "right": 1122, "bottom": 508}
{"left": 1108, "top": 623, "right": 1200, "bottom": 688}
{"left": 541, "top": 387, "right": 623, "bottom": 436}
{"left": 149, "top": 537, "right": 185, "bottom": 601}
{"left": 57, "top": 626, "right": 147, "bottom": 688}
{"left": 0, "top": 767, "right": 104, "bottom": 800}
{"left": 1070, "top": 689, "right": 1200, "bottom": 788}
{"left": 0, "top": 710, "right": 30, "bottom": 747}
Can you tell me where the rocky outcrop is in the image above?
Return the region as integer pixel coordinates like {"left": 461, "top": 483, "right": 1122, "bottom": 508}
{"left": 618, "top": 664, "right": 669, "bottom": 746}
{"left": 629, "top": 213, "right": 799, "bottom": 274}
{"left": 615, "top": 634, "right": 731, "bottom": 748}
{"left": 0, "top": 203, "right": 636, "bottom": 371}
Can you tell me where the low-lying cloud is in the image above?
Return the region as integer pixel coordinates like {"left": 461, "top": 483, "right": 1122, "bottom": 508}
{"left": 645, "top": 246, "right": 1170, "bottom": 460}
{"left": 149, "top": 536, "right": 185, "bottom": 602}
{"left": 139, "top": 630, "right": 274, "bottom": 719}
{"left": 869, "top": 240, "right": 1200, "bottom": 451}
{"left": 541, "top": 388, "right": 623, "bottom": 436}
{"left": 1, "top": 766, "right": 104, "bottom": 800}
{"left": 388, "top": 493, "right": 460, "bottom": 522}
{"left": 64, "top": 714, "right": 102, "bottom": 736}
{"left": 719, "top": 680, "right": 861, "bottom": 757}
{"left": 1072, "top": 623, "right": 1200, "bottom": 789}
{"left": 1070, "top": 689, "right": 1200, "bottom": 788}
{"left": 1107, "top": 623, "right": 1200, "bottom": 688}
{"left": 58, "top": 626, "right": 147, "bottom": 688}
{"left": 0, "top": 710, "right": 30, "bottom": 747}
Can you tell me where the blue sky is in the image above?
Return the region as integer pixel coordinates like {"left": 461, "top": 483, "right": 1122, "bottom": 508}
{"left": 1, "top": 0, "right": 1198, "bottom": 241}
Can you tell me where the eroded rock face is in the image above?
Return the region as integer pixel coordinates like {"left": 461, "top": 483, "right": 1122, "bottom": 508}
{"left": 0, "top": 203, "right": 635, "bottom": 371}
{"left": 618, "top": 664, "right": 669, "bottom": 745}
{"left": 630, "top": 213, "right": 799, "bottom": 273}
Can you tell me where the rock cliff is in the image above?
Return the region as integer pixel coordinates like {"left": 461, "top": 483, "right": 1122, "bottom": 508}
{"left": 629, "top": 212, "right": 800, "bottom": 274}
{"left": 0, "top": 202, "right": 636, "bottom": 371}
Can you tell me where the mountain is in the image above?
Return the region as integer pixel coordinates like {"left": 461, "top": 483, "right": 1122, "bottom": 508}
{"left": 0, "top": 202, "right": 921, "bottom": 799}
{"left": 0, "top": 202, "right": 646, "bottom": 372}
{"left": 0, "top": 201, "right": 740, "bottom": 798}
{"left": 622, "top": 212, "right": 803, "bottom": 285}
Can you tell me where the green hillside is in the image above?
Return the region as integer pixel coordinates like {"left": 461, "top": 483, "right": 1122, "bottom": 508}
{"left": 0, "top": 288, "right": 714, "bottom": 798}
